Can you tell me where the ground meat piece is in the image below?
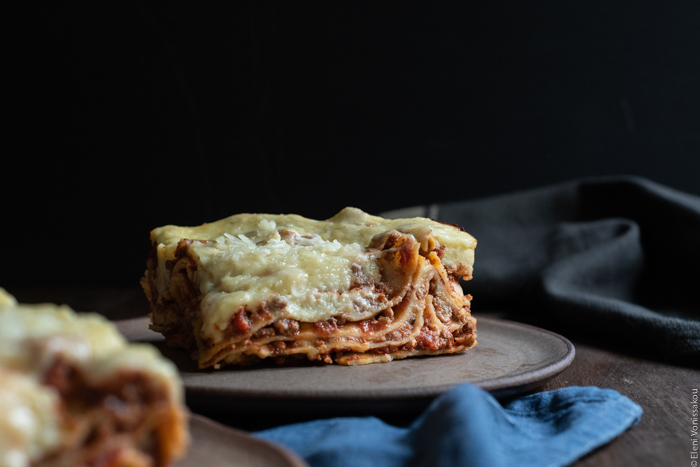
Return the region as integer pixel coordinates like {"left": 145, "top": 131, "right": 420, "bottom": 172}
{"left": 383, "top": 326, "right": 410, "bottom": 342}
{"left": 252, "top": 327, "right": 275, "bottom": 339}
{"left": 434, "top": 244, "right": 446, "bottom": 258}
{"left": 433, "top": 298, "right": 452, "bottom": 323}
{"left": 334, "top": 316, "right": 347, "bottom": 325}
{"left": 270, "top": 341, "right": 287, "bottom": 355}
{"left": 273, "top": 319, "right": 300, "bottom": 336}
{"left": 357, "top": 312, "right": 393, "bottom": 334}
{"left": 267, "top": 295, "right": 288, "bottom": 312}
{"left": 350, "top": 263, "right": 374, "bottom": 289}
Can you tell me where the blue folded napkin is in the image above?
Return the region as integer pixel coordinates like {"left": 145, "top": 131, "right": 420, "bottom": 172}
{"left": 256, "top": 384, "right": 642, "bottom": 467}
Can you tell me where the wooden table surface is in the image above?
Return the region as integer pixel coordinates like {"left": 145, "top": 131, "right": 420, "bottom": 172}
{"left": 9, "top": 287, "right": 699, "bottom": 467}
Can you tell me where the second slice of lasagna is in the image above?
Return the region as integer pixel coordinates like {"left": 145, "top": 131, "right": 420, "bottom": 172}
{"left": 141, "top": 207, "right": 477, "bottom": 368}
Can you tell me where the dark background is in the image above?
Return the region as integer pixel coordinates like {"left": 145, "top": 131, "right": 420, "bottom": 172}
{"left": 4, "top": 1, "right": 700, "bottom": 289}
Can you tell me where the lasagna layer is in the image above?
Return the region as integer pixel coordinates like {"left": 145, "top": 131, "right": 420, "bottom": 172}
{"left": 0, "top": 290, "right": 188, "bottom": 467}
{"left": 141, "top": 208, "right": 477, "bottom": 368}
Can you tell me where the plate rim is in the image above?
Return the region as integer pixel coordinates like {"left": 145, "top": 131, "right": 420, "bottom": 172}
{"left": 184, "top": 413, "right": 309, "bottom": 467}
{"left": 116, "top": 315, "right": 575, "bottom": 401}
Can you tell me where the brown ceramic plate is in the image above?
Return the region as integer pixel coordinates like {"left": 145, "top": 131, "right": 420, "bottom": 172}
{"left": 116, "top": 316, "right": 574, "bottom": 409}
{"left": 179, "top": 413, "right": 308, "bottom": 467}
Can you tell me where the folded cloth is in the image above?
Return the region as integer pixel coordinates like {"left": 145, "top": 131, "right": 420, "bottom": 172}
{"left": 256, "top": 383, "right": 642, "bottom": 467}
{"left": 383, "top": 176, "right": 700, "bottom": 362}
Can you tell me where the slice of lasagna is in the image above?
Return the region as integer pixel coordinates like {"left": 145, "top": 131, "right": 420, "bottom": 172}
{"left": 141, "top": 207, "right": 477, "bottom": 368}
{"left": 0, "top": 289, "right": 188, "bottom": 467}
